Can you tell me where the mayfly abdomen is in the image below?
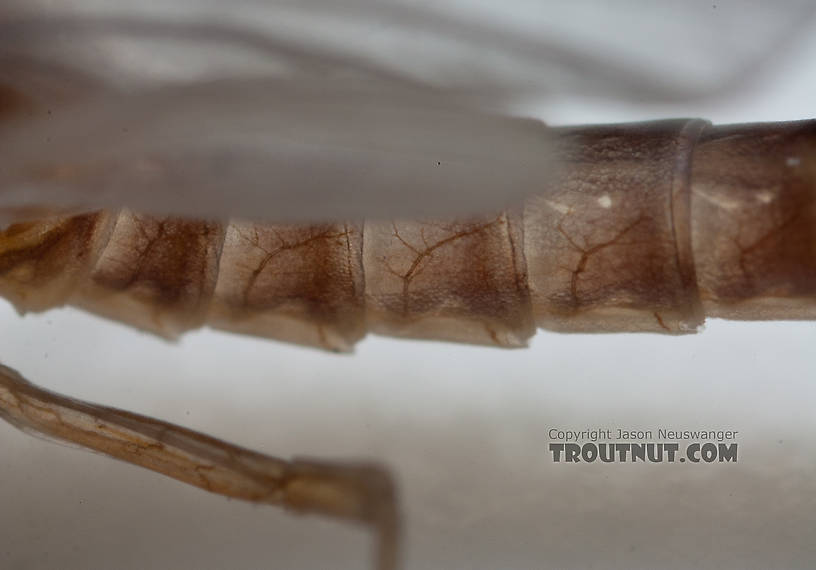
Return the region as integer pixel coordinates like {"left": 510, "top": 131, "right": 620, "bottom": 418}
{"left": 690, "top": 121, "right": 816, "bottom": 320}
{"left": 0, "top": 212, "right": 111, "bottom": 312}
{"left": 0, "top": 119, "right": 814, "bottom": 351}
{"left": 75, "top": 212, "right": 224, "bottom": 337}
{"left": 209, "top": 221, "right": 366, "bottom": 351}
{"left": 363, "top": 212, "right": 534, "bottom": 347}
{"left": 525, "top": 119, "right": 709, "bottom": 334}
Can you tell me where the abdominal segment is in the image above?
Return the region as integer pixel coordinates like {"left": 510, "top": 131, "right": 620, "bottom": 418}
{"left": 524, "top": 119, "right": 708, "bottom": 333}
{"left": 73, "top": 212, "right": 224, "bottom": 338}
{"left": 0, "top": 119, "right": 814, "bottom": 349}
{"left": 208, "top": 221, "right": 365, "bottom": 351}
{"left": 363, "top": 212, "right": 534, "bottom": 347}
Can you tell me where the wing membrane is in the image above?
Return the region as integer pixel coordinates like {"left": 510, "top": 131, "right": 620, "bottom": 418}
{"left": 1, "top": 1, "right": 814, "bottom": 222}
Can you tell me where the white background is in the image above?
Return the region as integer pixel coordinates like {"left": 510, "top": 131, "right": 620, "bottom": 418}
{"left": 2, "top": 3, "right": 816, "bottom": 569}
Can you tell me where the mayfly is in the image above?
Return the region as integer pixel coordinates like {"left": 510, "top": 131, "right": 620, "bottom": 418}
{"left": 1, "top": 2, "right": 816, "bottom": 569}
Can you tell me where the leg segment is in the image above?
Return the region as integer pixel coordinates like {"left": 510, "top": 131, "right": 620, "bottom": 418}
{"left": 0, "top": 362, "right": 399, "bottom": 570}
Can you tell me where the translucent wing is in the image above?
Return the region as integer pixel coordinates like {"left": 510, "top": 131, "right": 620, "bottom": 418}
{"left": 1, "top": 0, "right": 814, "bottom": 223}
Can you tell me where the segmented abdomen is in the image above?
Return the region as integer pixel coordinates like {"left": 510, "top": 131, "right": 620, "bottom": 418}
{"left": 1, "top": 119, "right": 815, "bottom": 350}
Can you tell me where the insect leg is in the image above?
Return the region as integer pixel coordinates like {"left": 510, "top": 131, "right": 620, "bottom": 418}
{"left": 0, "top": 362, "right": 400, "bottom": 570}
